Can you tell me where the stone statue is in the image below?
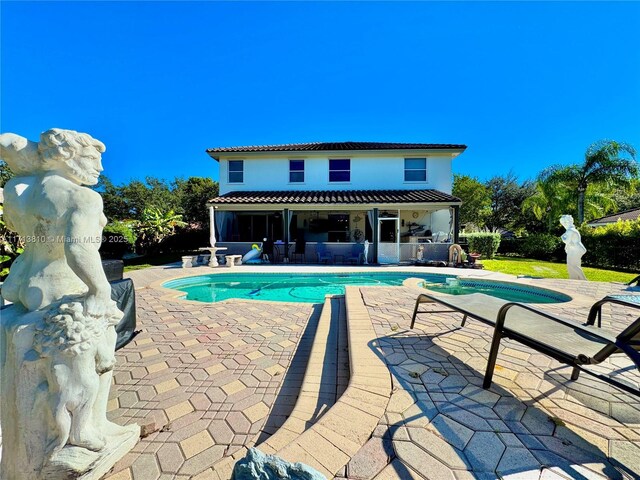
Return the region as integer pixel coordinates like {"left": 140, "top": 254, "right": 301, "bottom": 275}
{"left": 0, "top": 129, "right": 139, "bottom": 480}
{"left": 560, "top": 214, "right": 587, "bottom": 281}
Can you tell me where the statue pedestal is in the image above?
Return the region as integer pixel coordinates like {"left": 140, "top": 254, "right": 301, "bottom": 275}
{"left": 41, "top": 425, "right": 139, "bottom": 480}
{"left": 0, "top": 304, "right": 139, "bottom": 480}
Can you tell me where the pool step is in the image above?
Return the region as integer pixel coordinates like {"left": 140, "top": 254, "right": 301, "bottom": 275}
{"left": 209, "top": 289, "right": 391, "bottom": 479}
{"left": 208, "top": 295, "right": 349, "bottom": 480}
{"left": 271, "top": 287, "right": 393, "bottom": 478}
{"left": 257, "top": 295, "right": 350, "bottom": 453}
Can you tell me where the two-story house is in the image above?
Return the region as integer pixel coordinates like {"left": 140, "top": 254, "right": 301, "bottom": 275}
{"left": 206, "top": 141, "right": 466, "bottom": 264}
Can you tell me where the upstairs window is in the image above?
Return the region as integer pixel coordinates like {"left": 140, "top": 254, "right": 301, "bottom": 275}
{"left": 404, "top": 158, "right": 426, "bottom": 182}
{"left": 228, "top": 160, "right": 244, "bottom": 183}
{"left": 289, "top": 159, "right": 304, "bottom": 183}
{"left": 329, "top": 159, "right": 350, "bottom": 182}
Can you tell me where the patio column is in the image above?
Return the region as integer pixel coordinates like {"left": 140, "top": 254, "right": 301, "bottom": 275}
{"left": 453, "top": 205, "right": 460, "bottom": 244}
{"left": 372, "top": 208, "right": 379, "bottom": 264}
{"left": 209, "top": 205, "right": 217, "bottom": 246}
{"left": 283, "top": 208, "right": 289, "bottom": 259}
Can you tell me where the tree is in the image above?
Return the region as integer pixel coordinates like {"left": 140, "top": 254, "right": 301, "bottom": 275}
{"left": 541, "top": 140, "right": 637, "bottom": 224}
{"left": 121, "top": 177, "right": 179, "bottom": 219}
{"left": 485, "top": 173, "right": 536, "bottom": 232}
{"left": 95, "top": 176, "right": 129, "bottom": 220}
{"left": 96, "top": 176, "right": 182, "bottom": 220}
{"left": 452, "top": 174, "right": 491, "bottom": 229}
{"left": 523, "top": 176, "right": 618, "bottom": 232}
{"left": 174, "top": 177, "right": 219, "bottom": 225}
{"left": 612, "top": 178, "right": 640, "bottom": 212}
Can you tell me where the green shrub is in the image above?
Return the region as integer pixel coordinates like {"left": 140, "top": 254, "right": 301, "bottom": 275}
{"left": 101, "top": 220, "right": 137, "bottom": 259}
{"left": 580, "top": 219, "right": 640, "bottom": 271}
{"left": 497, "top": 238, "right": 521, "bottom": 256}
{"left": 520, "top": 234, "right": 563, "bottom": 260}
{"left": 465, "top": 232, "right": 501, "bottom": 259}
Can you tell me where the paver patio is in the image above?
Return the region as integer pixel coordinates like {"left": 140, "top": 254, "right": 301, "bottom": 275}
{"left": 349, "top": 280, "right": 640, "bottom": 480}
{"left": 105, "top": 266, "right": 319, "bottom": 479}
{"left": 103, "top": 265, "right": 640, "bottom": 480}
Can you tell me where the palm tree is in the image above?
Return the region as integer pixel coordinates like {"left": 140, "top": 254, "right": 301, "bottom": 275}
{"left": 541, "top": 140, "right": 637, "bottom": 224}
{"left": 524, "top": 174, "right": 619, "bottom": 230}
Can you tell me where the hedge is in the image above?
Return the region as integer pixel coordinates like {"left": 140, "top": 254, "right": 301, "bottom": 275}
{"left": 519, "top": 234, "right": 564, "bottom": 261}
{"left": 580, "top": 219, "right": 640, "bottom": 271}
{"left": 465, "top": 232, "right": 501, "bottom": 259}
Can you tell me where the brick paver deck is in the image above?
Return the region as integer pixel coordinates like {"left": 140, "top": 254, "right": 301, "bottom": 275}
{"left": 350, "top": 280, "right": 640, "bottom": 480}
{"left": 104, "top": 267, "right": 318, "bottom": 479}
{"left": 102, "top": 265, "right": 639, "bottom": 480}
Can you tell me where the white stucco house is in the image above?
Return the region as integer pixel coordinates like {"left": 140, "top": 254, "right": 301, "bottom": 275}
{"left": 206, "top": 141, "right": 466, "bottom": 264}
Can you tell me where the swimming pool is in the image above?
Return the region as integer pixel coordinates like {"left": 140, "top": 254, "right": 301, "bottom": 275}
{"left": 422, "top": 278, "right": 571, "bottom": 304}
{"left": 163, "top": 272, "right": 571, "bottom": 304}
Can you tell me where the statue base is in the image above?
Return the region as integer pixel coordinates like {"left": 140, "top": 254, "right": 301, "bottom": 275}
{"left": 41, "top": 423, "right": 140, "bottom": 480}
{"left": 0, "top": 303, "right": 139, "bottom": 480}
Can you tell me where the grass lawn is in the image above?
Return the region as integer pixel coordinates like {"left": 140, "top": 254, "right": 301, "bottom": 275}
{"left": 482, "top": 256, "right": 638, "bottom": 283}
{"left": 123, "top": 252, "right": 184, "bottom": 272}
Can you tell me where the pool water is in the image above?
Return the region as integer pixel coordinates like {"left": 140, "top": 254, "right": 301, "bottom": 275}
{"left": 422, "top": 278, "right": 571, "bottom": 304}
{"left": 163, "top": 273, "right": 571, "bottom": 304}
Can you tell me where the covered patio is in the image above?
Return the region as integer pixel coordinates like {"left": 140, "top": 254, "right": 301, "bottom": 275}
{"left": 207, "top": 189, "right": 462, "bottom": 265}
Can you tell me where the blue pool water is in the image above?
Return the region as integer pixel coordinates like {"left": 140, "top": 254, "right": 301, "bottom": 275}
{"left": 163, "top": 273, "right": 571, "bottom": 304}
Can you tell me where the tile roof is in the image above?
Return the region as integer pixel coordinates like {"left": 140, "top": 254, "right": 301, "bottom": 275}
{"left": 587, "top": 207, "right": 640, "bottom": 225}
{"left": 206, "top": 141, "right": 466, "bottom": 156}
{"left": 209, "top": 189, "right": 461, "bottom": 205}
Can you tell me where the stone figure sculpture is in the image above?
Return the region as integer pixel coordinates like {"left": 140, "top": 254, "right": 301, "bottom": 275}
{"left": 560, "top": 214, "right": 587, "bottom": 281}
{"left": 363, "top": 239, "right": 370, "bottom": 265}
{"left": 0, "top": 129, "right": 139, "bottom": 480}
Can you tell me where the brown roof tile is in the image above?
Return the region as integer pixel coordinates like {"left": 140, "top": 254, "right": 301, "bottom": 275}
{"left": 209, "top": 189, "right": 461, "bottom": 205}
{"left": 206, "top": 141, "right": 466, "bottom": 156}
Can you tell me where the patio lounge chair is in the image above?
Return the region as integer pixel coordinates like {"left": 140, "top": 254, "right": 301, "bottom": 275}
{"left": 411, "top": 292, "right": 640, "bottom": 396}
{"left": 316, "top": 242, "right": 332, "bottom": 264}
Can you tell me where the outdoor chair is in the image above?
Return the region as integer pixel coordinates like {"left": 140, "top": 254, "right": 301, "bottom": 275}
{"left": 411, "top": 292, "right": 640, "bottom": 396}
{"left": 291, "top": 238, "right": 306, "bottom": 263}
{"left": 316, "top": 242, "right": 332, "bottom": 264}
{"left": 347, "top": 243, "right": 365, "bottom": 264}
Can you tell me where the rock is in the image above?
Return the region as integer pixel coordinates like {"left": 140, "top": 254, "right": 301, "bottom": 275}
{"left": 232, "top": 448, "right": 327, "bottom": 480}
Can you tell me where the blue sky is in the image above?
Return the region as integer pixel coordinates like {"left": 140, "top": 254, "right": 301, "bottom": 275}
{"left": 2, "top": 1, "right": 639, "bottom": 186}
